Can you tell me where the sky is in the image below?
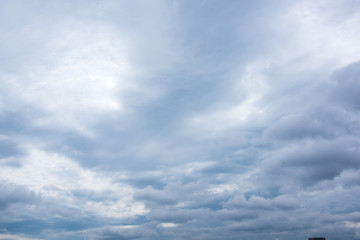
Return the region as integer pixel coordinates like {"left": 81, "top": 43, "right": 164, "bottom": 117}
{"left": 1, "top": 0, "right": 360, "bottom": 239}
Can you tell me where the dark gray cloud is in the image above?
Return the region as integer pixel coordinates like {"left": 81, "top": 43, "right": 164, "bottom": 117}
{"left": 331, "top": 60, "right": 360, "bottom": 110}
{"left": 0, "top": 182, "right": 36, "bottom": 211}
{"left": 263, "top": 137, "right": 360, "bottom": 186}
{"left": 134, "top": 186, "right": 179, "bottom": 205}
{"left": 0, "top": 139, "right": 23, "bottom": 167}
{"left": 256, "top": 59, "right": 360, "bottom": 190}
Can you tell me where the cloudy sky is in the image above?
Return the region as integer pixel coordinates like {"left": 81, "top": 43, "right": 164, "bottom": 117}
{"left": 1, "top": 0, "right": 360, "bottom": 239}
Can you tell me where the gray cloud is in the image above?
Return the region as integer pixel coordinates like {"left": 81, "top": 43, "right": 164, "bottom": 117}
{"left": 331, "top": 60, "right": 360, "bottom": 110}
{"left": 134, "top": 186, "right": 179, "bottom": 205}
{"left": 1, "top": 0, "right": 360, "bottom": 239}
{"left": 263, "top": 137, "right": 360, "bottom": 186}
{"left": 0, "top": 182, "right": 37, "bottom": 211}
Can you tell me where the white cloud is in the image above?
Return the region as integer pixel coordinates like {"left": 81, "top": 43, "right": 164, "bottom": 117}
{"left": 2, "top": 20, "right": 136, "bottom": 135}
{"left": 158, "top": 222, "right": 180, "bottom": 228}
{"left": 281, "top": 0, "right": 360, "bottom": 68}
{"left": 187, "top": 60, "right": 270, "bottom": 136}
{"left": 0, "top": 234, "right": 42, "bottom": 240}
{"left": 0, "top": 146, "right": 146, "bottom": 219}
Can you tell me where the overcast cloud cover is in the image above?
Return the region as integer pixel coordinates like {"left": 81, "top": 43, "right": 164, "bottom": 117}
{"left": 1, "top": 0, "right": 360, "bottom": 239}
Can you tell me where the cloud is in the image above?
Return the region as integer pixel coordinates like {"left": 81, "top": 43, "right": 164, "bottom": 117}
{"left": 134, "top": 186, "right": 179, "bottom": 205}
{"left": 0, "top": 137, "right": 23, "bottom": 167}
{"left": 1, "top": 0, "right": 360, "bottom": 239}
{"left": 0, "top": 182, "right": 37, "bottom": 211}
{"left": 1, "top": 20, "right": 134, "bottom": 135}
{"left": 262, "top": 136, "right": 360, "bottom": 187}
{"left": 331, "top": 60, "right": 360, "bottom": 110}
{"left": 0, "top": 233, "right": 42, "bottom": 240}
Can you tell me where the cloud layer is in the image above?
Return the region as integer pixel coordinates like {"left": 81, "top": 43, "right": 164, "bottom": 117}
{"left": 1, "top": 0, "right": 360, "bottom": 239}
